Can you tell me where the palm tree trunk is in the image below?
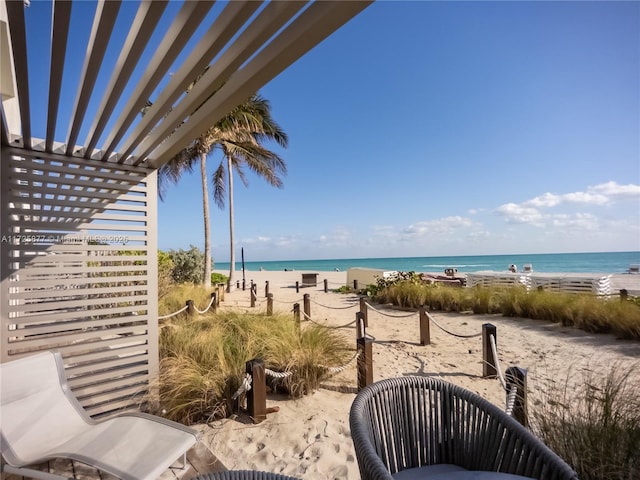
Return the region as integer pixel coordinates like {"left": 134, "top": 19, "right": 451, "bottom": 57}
{"left": 201, "top": 152, "right": 212, "bottom": 288}
{"left": 227, "top": 156, "right": 236, "bottom": 292}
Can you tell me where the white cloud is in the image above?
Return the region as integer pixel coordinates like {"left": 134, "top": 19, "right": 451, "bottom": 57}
{"left": 495, "top": 203, "right": 545, "bottom": 225}
{"left": 403, "top": 216, "right": 477, "bottom": 237}
{"left": 519, "top": 181, "right": 639, "bottom": 210}
{"left": 588, "top": 181, "right": 640, "bottom": 197}
{"left": 495, "top": 181, "right": 640, "bottom": 230}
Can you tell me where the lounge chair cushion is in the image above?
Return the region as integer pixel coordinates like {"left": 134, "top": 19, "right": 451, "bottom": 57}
{"left": 1, "top": 351, "right": 199, "bottom": 480}
{"left": 392, "top": 464, "right": 533, "bottom": 480}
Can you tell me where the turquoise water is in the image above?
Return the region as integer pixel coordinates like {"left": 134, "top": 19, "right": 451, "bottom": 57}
{"left": 215, "top": 251, "right": 640, "bottom": 274}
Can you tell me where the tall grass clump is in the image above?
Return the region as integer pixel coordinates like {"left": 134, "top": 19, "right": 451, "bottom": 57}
{"left": 531, "top": 364, "right": 640, "bottom": 479}
{"left": 371, "top": 274, "right": 640, "bottom": 340}
{"left": 158, "top": 283, "right": 214, "bottom": 318}
{"left": 156, "top": 310, "right": 352, "bottom": 424}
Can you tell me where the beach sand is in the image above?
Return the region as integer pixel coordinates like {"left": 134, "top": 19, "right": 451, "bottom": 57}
{"left": 196, "top": 269, "right": 640, "bottom": 479}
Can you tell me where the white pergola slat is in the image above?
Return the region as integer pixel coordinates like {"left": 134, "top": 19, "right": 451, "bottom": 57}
{"left": 0, "top": 0, "right": 371, "bottom": 417}
{"left": 1, "top": 0, "right": 370, "bottom": 165}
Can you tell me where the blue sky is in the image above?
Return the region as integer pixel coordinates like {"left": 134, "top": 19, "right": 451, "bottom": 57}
{"left": 23, "top": 1, "right": 640, "bottom": 262}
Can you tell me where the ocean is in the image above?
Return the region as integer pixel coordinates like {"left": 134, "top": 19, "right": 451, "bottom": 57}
{"left": 214, "top": 251, "right": 640, "bottom": 275}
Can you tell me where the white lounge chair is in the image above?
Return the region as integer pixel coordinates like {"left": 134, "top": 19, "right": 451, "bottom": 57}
{"left": 1, "top": 351, "right": 199, "bottom": 480}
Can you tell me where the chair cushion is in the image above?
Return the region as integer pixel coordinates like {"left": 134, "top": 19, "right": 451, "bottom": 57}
{"left": 392, "top": 464, "right": 534, "bottom": 480}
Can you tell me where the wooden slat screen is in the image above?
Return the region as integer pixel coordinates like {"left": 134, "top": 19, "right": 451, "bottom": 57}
{"left": 1, "top": 148, "right": 159, "bottom": 418}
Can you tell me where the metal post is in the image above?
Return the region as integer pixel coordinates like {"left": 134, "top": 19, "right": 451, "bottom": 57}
{"left": 505, "top": 367, "right": 528, "bottom": 427}
{"left": 482, "top": 323, "right": 497, "bottom": 378}
{"left": 419, "top": 305, "right": 430, "bottom": 345}
{"left": 356, "top": 312, "right": 373, "bottom": 390}
{"left": 246, "top": 359, "right": 267, "bottom": 423}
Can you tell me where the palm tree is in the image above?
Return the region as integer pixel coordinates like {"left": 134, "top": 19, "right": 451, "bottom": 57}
{"left": 158, "top": 94, "right": 287, "bottom": 290}
{"left": 210, "top": 95, "right": 288, "bottom": 290}
{"left": 158, "top": 134, "right": 216, "bottom": 288}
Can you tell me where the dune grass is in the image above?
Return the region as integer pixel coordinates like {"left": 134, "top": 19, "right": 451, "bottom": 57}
{"left": 372, "top": 281, "right": 640, "bottom": 340}
{"left": 155, "top": 309, "right": 352, "bottom": 425}
{"left": 530, "top": 364, "right": 640, "bottom": 479}
{"left": 159, "top": 283, "right": 215, "bottom": 318}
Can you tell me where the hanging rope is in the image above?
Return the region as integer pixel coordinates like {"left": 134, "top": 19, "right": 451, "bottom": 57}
{"left": 427, "top": 312, "right": 483, "bottom": 339}
{"left": 302, "top": 310, "right": 357, "bottom": 329}
{"left": 489, "top": 333, "right": 507, "bottom": 391}
{"left": 505, "top": 384, "right": 518, "bottom": 415}
{"left": 157, "top": 304, "right": 189, "bottom": 320}
{"left": 310, "top": 298, "right": 358, "bottom": 310}
{"left": 319, "top": 350, "right": 361, "bottom": 374}
{"left": 264, "top": 368, "right": 293, "bottom": 379}
{"left": 365, "top": 301, "right": 417, "bottom": 318}
{"left": 192, "top": 296, "right": 216, "bottom": 314}
{"left": 232, "top": 373, "right": 252, "bottom": 400}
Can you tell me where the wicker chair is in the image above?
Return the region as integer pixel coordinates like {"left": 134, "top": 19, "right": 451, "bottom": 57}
{"left": 349, "top": 376, "right": 578, "bottom": 480}
{"left": 195, "top": 472, "right": 301, "bottom": 480}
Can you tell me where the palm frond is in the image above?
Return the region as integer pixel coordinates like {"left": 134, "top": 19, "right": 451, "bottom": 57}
{"left": 212, "top": 163, "right": 226, "bottom": 209}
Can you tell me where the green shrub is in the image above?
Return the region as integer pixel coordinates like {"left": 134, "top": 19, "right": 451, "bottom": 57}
{"left": 531, "top": 364, "right": 640, "bottom": 479}
{"left": 211, "top": 272, "right": 228, "bottom": 285}
{"left": 168, "top": 245, "right": 204, "bottom": 284}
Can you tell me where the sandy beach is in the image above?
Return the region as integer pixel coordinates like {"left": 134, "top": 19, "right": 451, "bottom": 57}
{"left": 196, "top": 269, "right": 640, "bottom": 479}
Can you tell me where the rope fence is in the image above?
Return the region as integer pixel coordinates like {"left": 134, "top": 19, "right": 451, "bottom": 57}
{"left": 158, "top": 293, "right": 218, "bottom": 320}
{"left": 159, "top": 277, "right": 530, "bottom": 426}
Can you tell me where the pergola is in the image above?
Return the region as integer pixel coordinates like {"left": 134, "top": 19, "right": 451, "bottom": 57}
{"left": 0, "top": 0, "right": 370, "bottom": 417}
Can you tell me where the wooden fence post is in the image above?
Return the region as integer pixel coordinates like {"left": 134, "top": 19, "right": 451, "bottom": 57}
{"left": 295, "top": 281, "right": 299, "bottom": 293}
{"left": 236, "top": 280, "right": 240, "bottom": 289}
{"left": 359, "top": 297, "right": 368, "bottom": 327}
{"left": 482, "top": 323, "right": 497, "bottom": 378}
{"left": 620, "top": 289, "right": 628, "bottom": 301}
{"left": 246, "top": 359, "right": 267, "bottom": 423}
{"left": 250, "top": 287, "right": 256, "bottom": 308}
{"left": 210, "top": 292, "right": 217, "bottom": 313}
{"left": 242, "top": 279, "right": 246, "bottom": 291}
{"left": 293, "top": 303, "right": 300, "bottom": 327}
{"left": 356, "top": 312, "right": 373, "bottom": 391}
{"left": 419, "top": 305, "right": 430, "bottom": 345}
{"left": 353, "top": 280, "right": 358, "bottom": 292}
{"left": 303, "top": 293, "right": 311, "bottom": 321}
{"left": 356, "top": 312, "right": 373, "bottom": 390}
{"left": 218, "top": 283, "right": 225, "bottom": 302}
{"left": 265, "top": 281, "right": 269, "bottom": 298}
{"left": 324, "top": 279, "right": 328, "bottom": 293}
{"left": 186, "top": 300, "right": 195, "bottom": 316}
{"left": 267, "top": 294, "right": 273, "bottom": 315}
{"left": 505, "top": 366, "right": 528, "bottom": 427}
